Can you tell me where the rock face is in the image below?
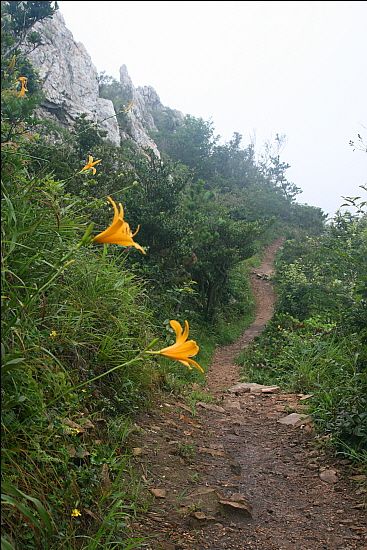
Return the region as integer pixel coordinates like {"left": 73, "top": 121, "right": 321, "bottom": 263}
{"left": 117, "top": 65, "right": 160, "bottom": 155}
{"left": 28, "top": 11, "right": 120, "bottom": 146}
{"left": 117, "top": 64, "right": 184, "bottom": 155}
{"left": 27, "top": 10, "right": 184, "bottom": 153}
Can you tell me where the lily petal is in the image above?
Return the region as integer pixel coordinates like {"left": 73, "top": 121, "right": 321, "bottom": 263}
{"left": 92, "top": 196, "right": 145, "bottom": 253}
{"left": 169, "top": 320, "right": 189, "bottom": 345}
{"left": 148, "top": 320, "right": 203, "bottom": 372}
{"left": 81, "top": 155, "right": 102, "bottom": 173}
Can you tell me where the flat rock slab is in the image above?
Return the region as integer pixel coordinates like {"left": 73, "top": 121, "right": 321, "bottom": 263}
{"left": 196, "top": 401, "right": 226, "bottom": 413}
{"left": 261, "top": 386, "right": 280, "bottom": 393}
{"left": 180, "top": 487, "right": 225, "bottom": 516}
{"left": 319, "top": 469, "right": 339, "bottom": 484}
{"left": 228, "top": 382, "right": 280, "bottom": 394}
{"left": 219, "top": 498, "right": 252, "bottom": 517}
{"left": 219, "top": 492, "right": 252, "bottom": 517}
{"left": 277, "top": 413, "right": 311, "bottom": 426}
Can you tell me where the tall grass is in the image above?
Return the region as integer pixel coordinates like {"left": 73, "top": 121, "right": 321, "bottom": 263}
{"left": 237, "top": 314, "right": 367, "bottom": 464}
{"left": 1, "top": 153, "right": 165, "bottom": 548}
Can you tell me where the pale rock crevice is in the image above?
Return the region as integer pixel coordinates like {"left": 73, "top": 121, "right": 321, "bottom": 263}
{"left": 117, "top": 65, "right": 184, "bottom": 156}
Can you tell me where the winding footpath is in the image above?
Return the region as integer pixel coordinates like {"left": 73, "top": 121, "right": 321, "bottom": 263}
{"left": 207, "top": 236, "right": 286, "bottom": 394}
{"left": 129, "top": 237, "right": 367, "bottom": 550}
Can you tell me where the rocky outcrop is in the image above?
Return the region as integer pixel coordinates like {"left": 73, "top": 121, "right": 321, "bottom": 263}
{"left": 117, "top": 65, "right": 184, "bottom": 155}
{"left": 117, "top": 64, "right": 160, "bottom": 155}
{"left": 137, "top": 84, "right": 184, "bottom": 127}
{"left": 27, "top": 10, "right": 184, "bottom": 154}
{"left": 28, "top": 11, "right": 120, "bottom": 146}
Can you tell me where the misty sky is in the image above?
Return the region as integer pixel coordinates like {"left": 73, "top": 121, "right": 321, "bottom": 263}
{"left": 57, "top": 0, "right": 366, "bottom": 216}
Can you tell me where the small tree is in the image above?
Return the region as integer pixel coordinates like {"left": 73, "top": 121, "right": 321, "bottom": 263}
{"left": 153, "top": 115, "right": 219, "bottom": 181}
{"left": 123, "top": 149, "right": 190, "bottom": 261}
{"left": 1, "top": 1, "right": 58, "bottom": 64}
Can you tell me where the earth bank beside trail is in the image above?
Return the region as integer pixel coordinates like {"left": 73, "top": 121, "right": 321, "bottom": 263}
{"left": 127, "top": 238, "right": 367, "bottom": 550}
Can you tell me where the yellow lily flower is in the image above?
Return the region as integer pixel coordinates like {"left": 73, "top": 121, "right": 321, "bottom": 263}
{"left": 93, "top": 196, "right": 146, "bottom": 254}
{"left": 17, "top": 76, "right": 28, "bottom": 98}
{"left": 81, "top": 155, "right": 102, "bottom": 175}
{"left": 147, "top": 320, "right": 203, "bottom": 372}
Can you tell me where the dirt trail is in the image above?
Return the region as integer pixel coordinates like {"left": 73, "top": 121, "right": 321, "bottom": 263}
{"left": 128, "top": 238, "right": 367, "bottom": 550}
{"left": 207, "top": 236, "right": 285, "bottom": 394}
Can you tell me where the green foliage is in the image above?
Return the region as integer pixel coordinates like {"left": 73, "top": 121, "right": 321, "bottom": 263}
{"left": 2, "top": 38, "right": 337, "bottom": 548}
{"left": 177, "top": 177, "right": 272, "bottom": 322}
{"left": 237, "top": 192, "right": 367, "bottom": 463}
{"left": 1, "top": 0, "right": 48, "bottom": 150}
{"left": 238, "top": 316, "right": 367, "bottom": 460}
{"left": 72, "top": 113, "right": 107, "bottom": 156}
{"left": 189, "top": 204, "right": 267, "bottom": 322}
{"left": 1, "top": 1, "right": 57, "bottom": 97}
{"left": 1, "top": 1, "right": 58, "bottom": 52}
{"left": 152, "top": 114, "right": 219, "bottom": 181}
{"left": 1, "top": 481, "right": 52, "bottom": 549}
{"left": 310, "top": 380, "right": 367, "bottom": 457}
{"left": 92, "top": 78, "right": 328, "bottom": 328}
{"left": 98, "top": 71, "right": 134, "bottom": 133}
{"left": 275, "top": 207, "right": 367, "bottom": 324}
{"left": 149, "top": 106, "right": 183, "bottom": 133}
{"left": 122, "top": 149, "right": 189, "bottom": 259}
{"left": 1, "top": 170, "right": 160, "bottom": 549}
{"left": 210, "top": 132, "right": 259, "bottom": 188}
{"left": 2, "top": 58, "right": 160, "bottom": 548}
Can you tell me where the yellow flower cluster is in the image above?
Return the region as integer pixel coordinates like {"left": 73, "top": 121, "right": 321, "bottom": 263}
{"left": 78, "top": 158, "right": 202, "bottom": 371}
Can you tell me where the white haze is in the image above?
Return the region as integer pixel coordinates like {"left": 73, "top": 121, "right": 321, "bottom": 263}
{"left": 57, "top": 0, "right": 367, "bottom": 216}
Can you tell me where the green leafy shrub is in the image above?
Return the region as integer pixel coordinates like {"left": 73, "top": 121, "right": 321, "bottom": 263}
{"left": 237, "top": 193, "right": 367, "bottom": 463}
{"left": 310, "top": 379, "right": 367, "bottom": 457}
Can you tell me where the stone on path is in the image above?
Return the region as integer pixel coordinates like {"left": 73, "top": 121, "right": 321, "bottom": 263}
{"left": 228, "top": 382, "right": 280, "bottom": 394}
{"left": 219, "top": 492, "right": 253, "bottom": 517}
{"left": 196, "top": 401, "right": 226, "bottom": 413}
{"left": 261, "top": 386, "right": 280, "bottom": 393}
{"left": 319, "top": 469, "right": 339, "bottom": 484}
{"left": 277, "top": 413, "right": 311, "bottom": 426}
{"left": 149, "top": 488, "right": 167, "bottom": 498}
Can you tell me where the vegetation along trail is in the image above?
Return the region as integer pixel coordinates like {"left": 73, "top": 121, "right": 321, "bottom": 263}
{"left": 2, "top": 5, "right": 365, "bottom": 548}
{"left": 129, "top": 238, "right": 367, "bottom": 550}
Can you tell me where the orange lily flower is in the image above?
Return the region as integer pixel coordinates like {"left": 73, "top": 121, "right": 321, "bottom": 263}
{"left": 148, "top": 320, "right": 203, "bottom": 372}
{"left": 81, "top": 155, "right": 102, "bottom": 175}
{"left": 93, "top": 196, "right": 146, "bottom": 254}
{"left": 17, "top": 76, "right": 28, "bottom": 98}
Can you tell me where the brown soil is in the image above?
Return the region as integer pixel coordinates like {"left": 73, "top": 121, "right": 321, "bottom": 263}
{"left": 127, "top": 238, "right": 367, "bottom": 550}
